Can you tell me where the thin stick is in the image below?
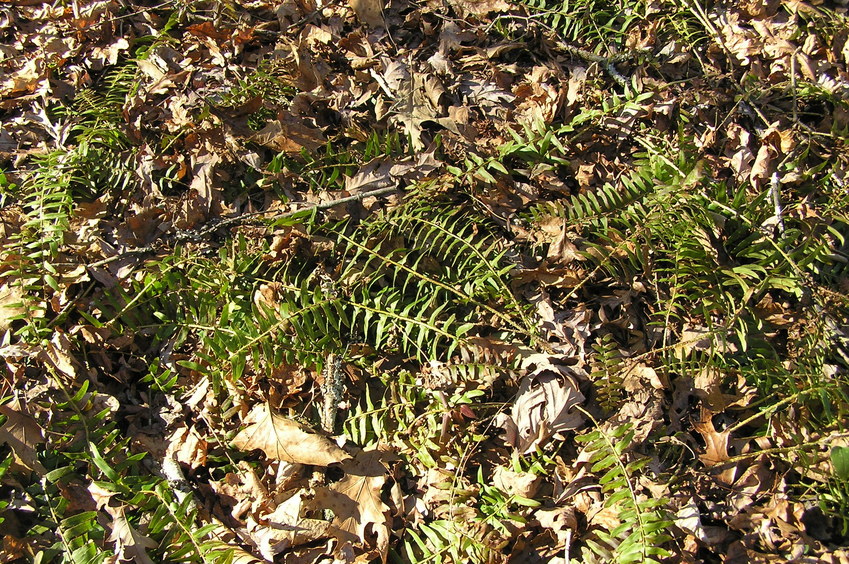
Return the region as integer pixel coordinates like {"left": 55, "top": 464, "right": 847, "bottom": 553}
{"left": 86, "top": 185, "right": 403, "bottom": 268}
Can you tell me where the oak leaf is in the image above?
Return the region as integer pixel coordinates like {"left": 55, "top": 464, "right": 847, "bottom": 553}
{"left": 496, "top": 356, "right": 585, "bottom": 454}
{"left": 312, "top": 448, "right": 395, "bottom": 562}
{"left": 0, "top": 399, "right": 46, "bottom": 473}
{"left": 232, "top": 404, "right": 350, "bottom": 466}
{"left": 106, "top": 506, "right": 158, "bottom": 564}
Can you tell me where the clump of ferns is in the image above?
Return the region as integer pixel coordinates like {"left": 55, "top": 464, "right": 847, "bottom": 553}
{"left": 512, "top": 0, "right": 643, "bottom": 49}
{"left": 273, "top": 195, "right": 543, "bottom": 363}
{"left": 1, "top": 64, "right": 139, "bottom": 342}
{"left": 219, "top": 58, "right": 296, "bottom": 129}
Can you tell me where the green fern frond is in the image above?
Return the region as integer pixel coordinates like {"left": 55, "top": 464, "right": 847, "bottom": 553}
{"left": 590, "top": 333, "right": 626, "bottom": 414}
{"left": 575, "top": 418, "right": 672, "bottom": 563}
{"left": 513, "top": 0, "right": 642, "bottom": 49}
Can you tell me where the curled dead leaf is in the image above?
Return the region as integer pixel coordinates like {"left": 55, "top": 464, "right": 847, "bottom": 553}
{"left": 497, "top": 356, "right": 585, "bottom": 453}
{"left": 0, "top": 399, "right": 46, "bottom": 473}
{"left": 106, "top": 506, "right": 158, "bottom": 564}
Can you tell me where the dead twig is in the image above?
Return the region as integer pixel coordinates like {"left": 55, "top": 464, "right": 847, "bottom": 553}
{"left": 85, "top": 185, "right": 403, "bottom": 268}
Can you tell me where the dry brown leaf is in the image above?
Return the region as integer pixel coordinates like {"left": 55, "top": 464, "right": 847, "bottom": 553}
{"left": 0, "top": 535, "right": 29, "bottom": 564}
{"left": 39, "top": 331, "right": 78, "bottom": 381}
{"left": 0, "top": 399, "right": 46, "bottom": 473}
{"left": 312, "top": 447, "right": 395, "bottom": 562}
{"left": 232, "top": 403, "right": 350, "bottom": 466}
{"left": 533, "top": 294, "right": 592, "bottom": 359}
{"left": 251, "top": 114, "right": 326, "bottom": 153}
{"left": 693, "top": 368, "right": 757, "bottom": 413}
{"left": 622, "top": 363, "right": 668, "bottom": 391}
{"left": 249, "top": 492, "right": 331, "bottom": 559}
{"left": 345, "top": 148, "right": 440, "bottom": 194}
{"left": 448, "top": 0, "right": 511, "bottom": 16}
{"left": 106, "top": 506, "right": 158, "bottom": 564}
{"left": 493, "top": 465, "right": 541, "bottom": 498}
{"left": 497, "top": 356, "right": 585, "bottom": 453}
{"left": 165, "top": 424, "right": 208, "bottom": 469}
{"left": 750, "top": 143, "right": 776, "bottom": 187}
{"left": 693, "top": 407, "right": 737, "bottom": 484}
{"left": 0, "top": 284, "right": 25, "bottom": 333}
{"left": 349, "top": 0, "right": 385, "bottom": 28}
{"left": 88, "top": 481, "right": 118, "bottom": 511}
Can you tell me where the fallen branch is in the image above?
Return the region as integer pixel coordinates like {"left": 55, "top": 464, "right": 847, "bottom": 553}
{"left": 485, "top": 14, "right": 646, "bottom": 87}
{"left": 86, "top": 185, "right": 403, "bottom": 268}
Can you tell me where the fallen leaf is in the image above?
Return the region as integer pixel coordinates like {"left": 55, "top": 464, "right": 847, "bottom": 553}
{"left": 0, "top": 399, "right": 46, "bottom": 473}
{"left": 41, "top": 331, "right": 78, "bottom": 381}
{"left": 448, "top": 0, "right": 511, "bottom": 16}
{"left": 313, "top": 447, "right": 395, "bottom": 562}
{"left": 0, "top": 535, "right": 29, "bottom": 563}
{"left": 106, "top": 505, "right": 158, "bottom": 564}
{"left": 493, "top": 465, "right": 541, "bottom": 498}
{"left": 693, "top": 368, "right": 757, "bottom": 413}
{"left": 497, "top": 357, "right": 585, "bottom": 453}
{"left": 0, "top": 283, "right": 25, "bottom": 333}
{"left": 251, "top": 114, "right": 327, "bottom": 153}
{"left": 165, "top": 424, "right": 208, "bottom": 469}
{"left": 250, "top": 492, "right": 331, "bottom": 559}
{"left": 693, "top": 407, "right": 737, "bottom": 484}
{"left": 349, "top": 0, "right": 385, "bottom": 28}
{"left": 231, "top": 403, "right": 350, "bottom": 466}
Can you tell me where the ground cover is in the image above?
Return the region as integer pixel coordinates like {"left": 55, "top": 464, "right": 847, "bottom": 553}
{"left": 1, "top": 0, "right": 849, "bottom": 561}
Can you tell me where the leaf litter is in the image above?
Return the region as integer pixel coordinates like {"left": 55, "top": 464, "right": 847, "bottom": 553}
{"left": 0, "top": 0, "right": 848, "bottom": 562}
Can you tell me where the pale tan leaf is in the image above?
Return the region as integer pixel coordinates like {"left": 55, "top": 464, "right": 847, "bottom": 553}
{"left": 312, "top": 448, "right": 395, "bottom": 562}
{"left": 106, "top": 506, "right": 158, "bottom": 564}
{"left": 41, "top": 331, "right": 77, "bottom": 380}
{"left": 0, "top": 283, "right": 25, "bottom": 333}
{"left": 88, "top": 481, "right": 117, "bottom": 511}
{"left": 493, "top": 465, "right": 540, "bottom": 498}
{"left": 447, "top": 0, "right": 511, "bottom": 16}
{"left": 165, "top": 424, "right": 208, "bottom": 469}
{"left": 249, "top": 492, "right": 331, "bottom": 559}
{"left": 693, "top": 407, "right": 737, "bottom": 484}
{"left": 499, "top": 357, "right": 585, "bottom": 454}
{"left": 251, "top": 114, "right": 326, "bottom": 154}
{"left": 231, "top": 404, "right": 350, "bottom": 466}
{"left": 349, "top": 0, "right": 384, "bottom": 28}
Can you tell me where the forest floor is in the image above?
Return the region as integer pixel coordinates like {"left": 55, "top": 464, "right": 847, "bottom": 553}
{"left": 2, "top": 0, "right": 849, "bottom": 562}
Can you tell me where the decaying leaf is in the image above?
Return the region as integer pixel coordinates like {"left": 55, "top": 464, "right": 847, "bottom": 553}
{"left": 350, "top": 0, "right": 385, "bottom": 28}
{"left": 493, "top": 465, "right": 541, "bottom": 498}
{"left": 231, "top": 403, "right": 350, "bottom": 466}
{"left": 250, "top": 492, "right": 331, "bottom": 559}
{"left": 251, "top": 114, "right": 327, "bottom": 153}
{"left": 693, "top": 407, "right": 737, "bottom": 484}
{"left": 0, "top": 284, "right": 25, "bottom": 333}
{"left": 106, "top": 505, "right": 158, "bottom": 564}
{"left": 0, "top": 399, "right": 46, "bottom": 473}
{"left": 312, "top": 447, "right": 395, "bottom": 562}
{"left": 165, "top": 424, "right": 208, "bottom": 469}
{"left": 497, "top": 356, "right": 585, "bottom": 453}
